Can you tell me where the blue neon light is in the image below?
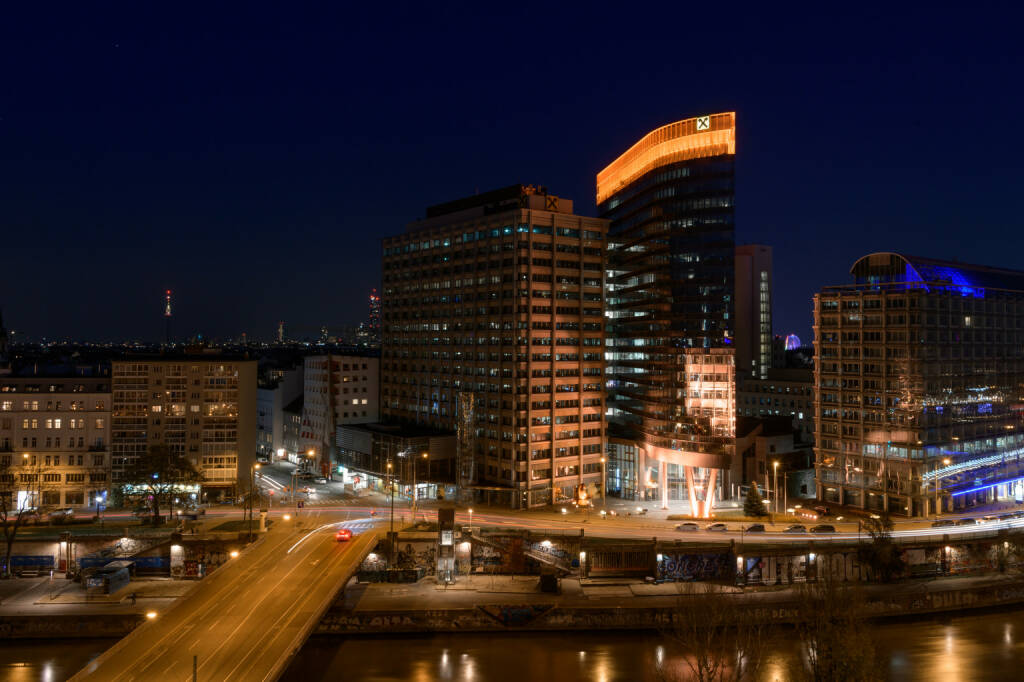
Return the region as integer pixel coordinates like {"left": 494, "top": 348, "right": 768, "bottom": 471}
{"left": 951, "top": 475, "right": 1024, "bottom": 497}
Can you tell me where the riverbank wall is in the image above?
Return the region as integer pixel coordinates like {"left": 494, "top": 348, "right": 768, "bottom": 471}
{"left": 316, "top": 576, "right": 1024, "bottom": 634}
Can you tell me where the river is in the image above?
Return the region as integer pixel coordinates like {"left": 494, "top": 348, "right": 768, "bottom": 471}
{"left": 2, "top": 608, "right": 1023, "bottom": 681}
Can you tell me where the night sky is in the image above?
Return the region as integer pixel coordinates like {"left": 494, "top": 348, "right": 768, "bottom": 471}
{"left": 3, "top": 4, "right": 1023, "bottom": 343}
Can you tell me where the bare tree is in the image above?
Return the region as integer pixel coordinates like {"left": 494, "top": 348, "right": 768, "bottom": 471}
{"left": 791, "top": 572, "right": 880, "bottom": 681}
{"left": 658, "top": 584, "right": 774, "bottom": 681}
{"left": 0, "top": 493, "right": 36, "bottom": 579}
{"left": 122, "top": 445, "right": 200, "bottom": 526}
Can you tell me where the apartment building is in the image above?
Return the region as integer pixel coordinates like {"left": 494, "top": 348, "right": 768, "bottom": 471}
{"left": 257, "top": 362, "right": 304, "bottom": 462}
{"left": 0, "top": 375, "right": 111, "bottom": 510}
{"left": 381, "top": 184, "right": 608, "bottom": 508}
{"left": 111, "top": 356, "right": 256, "bottom": 502}
{"left": 299, "top": 353, "right": 379, "bottom": 475}
{"left": 815, "top": 252, "right": 1024, "bottom": 516}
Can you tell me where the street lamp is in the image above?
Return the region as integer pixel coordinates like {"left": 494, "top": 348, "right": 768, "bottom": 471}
{"left": 772, "top": 461, "right": 779, "bottom": 514}
{"left": 249, "top": 463, "right": 261, "bottom": 542}
{"left": 468, "top": 508, "right": 473, "bottom": 534}
{"left": 600, "top": 457, "right": 607, "bottom": 510}
{"left": 934, "top": 457, "right": 952, "bottom": 517}
{"left": 411, "top": 452, "right": 428, "bottom": 516}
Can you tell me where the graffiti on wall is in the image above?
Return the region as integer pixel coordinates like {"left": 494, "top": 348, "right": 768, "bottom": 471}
{"left": 659, "top": 553, "right": 730, "bottom": 581}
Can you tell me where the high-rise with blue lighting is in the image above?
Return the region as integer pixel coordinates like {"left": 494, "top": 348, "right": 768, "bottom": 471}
{"left": 814, "top": 252, "right": 1024, "bottom": 516}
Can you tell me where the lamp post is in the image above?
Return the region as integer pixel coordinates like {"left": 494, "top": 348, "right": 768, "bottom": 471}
{"left": 934, "top": 457, "right": 952, "bottom": 517}
{"left": 249, "top": 463, "right": 261, "bottom": 542}
{"left": 600, "top": 456, "right": 607, "bottom": 510}
{"left": 387, "top": 460, "right": 395, "bottom": 565}
{"left": 468, "top": 508, "right": 474, "bottom": 535}
{"left": 411, "top": 452, "right": 428, "bottom": 516}
{"left": 772, "top": 461, "right": 779, "bottom": 514}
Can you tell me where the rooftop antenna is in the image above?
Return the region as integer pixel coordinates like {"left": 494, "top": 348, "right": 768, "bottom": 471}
{"left": 164, "top": 289, "right": 172, "bottom": 345}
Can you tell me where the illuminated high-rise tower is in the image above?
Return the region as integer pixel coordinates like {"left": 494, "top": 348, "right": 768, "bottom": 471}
{"left": 599, "top": 113, "right": 737, "bottom": 513}
{"left": 164, "top": 289, "right": 173, "bottom": 344}
{"left": 277, "top": 321, "right": 285, "bottom": 343}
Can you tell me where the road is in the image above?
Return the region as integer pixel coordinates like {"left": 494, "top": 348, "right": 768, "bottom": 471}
{"left": 70, "top": 513, "right": 377, "bottom": 682}
{"left": 251, "top": 460, "right": 1024, "bottom": 544}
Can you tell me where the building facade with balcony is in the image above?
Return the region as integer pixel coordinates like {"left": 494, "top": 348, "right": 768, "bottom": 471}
{"left": 111, "top": 356, "right": 256, "bottom": 502}
{"left": 814, "top": 252, "right": 1024, "bottom": 516}
{"left": 0, "top": 376, "right": 111, "bottom": 511}
{"left": 381, "top": 184, "right": 608, "bottom": 508}
{"left": 599, "top": 113, "right": 737, "bottom": 515}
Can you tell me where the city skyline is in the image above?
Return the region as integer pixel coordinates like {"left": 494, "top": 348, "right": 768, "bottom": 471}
{"left": 5, "top": 6, "right": 1024, "bottom": 342}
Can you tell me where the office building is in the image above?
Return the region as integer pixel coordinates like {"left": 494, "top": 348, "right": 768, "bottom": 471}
{"left": 599, "top": 113, "right": 737, "bottom": 514}
{"left": 0, "top": 375, "right": 111, "bottom": 510}
{"left": 110, "top": 356, "right": 257, "bottom": 502}
{"left": 815, "top": 252, "right": 1024, "bottom": 516}
{"left": 738, "top": 367, "right": 815, "bottom": 444}
{"left": 299, "top": 353, "right": 379, "bottom": 476}
{"left": 381, "top": 184, "right": 608, "bottom": 508}
{"left": 735, "top": 244, "right": 773, "bottom": 380}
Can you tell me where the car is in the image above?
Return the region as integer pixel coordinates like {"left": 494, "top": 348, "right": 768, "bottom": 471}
{"left": 335, "top": 528, "right": 352, "bottom": 542}
{"left": 981, "top": 515, "right": 1000, "bottom": 523}
{"left": 706, "top": 522, "right": 728, "bottom": 532}
{"left": 48, "top": 508, "right": 74, "bottom": 521}
{"left": 813, "top": 506, "right": 831, "bottom": 517}
{"left": 745, "top": 523, "right": 766, "bottom": 533}
{"left": 300, "top": 486, "right": 314, "bottom": 494}
{"left": 784, "top": 524, "right": 808, "bottom": 533}
{"left": 257, "top": 456, "right": 269, "bottom": 464}
{"left": 999, "top": 513, "right": 1016, "bottom": 521}
{"left": 314, "top": 476, "right": 328, "bottom": 484}
{"left": 810, "top": 524, "right": 836, "bottom": 533}
{"left": 956, "top": 517, "right": 977, "bottom": 526}
{"left": 931, "top": 519, "right": 956, "bottom": 528}
{"left": 675, "top": 522, "right": 699, "bottom": 532}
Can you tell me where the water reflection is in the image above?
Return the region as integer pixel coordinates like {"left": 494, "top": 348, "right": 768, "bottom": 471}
{"left": 1, "top": 611, "right": 1022, "bottom": 682}
{"left": 282, "top": 609, "right": 1024, "bottom": 682}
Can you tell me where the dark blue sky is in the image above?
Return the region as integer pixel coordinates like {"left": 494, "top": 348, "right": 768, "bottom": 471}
{"left": 3, "top": 4, "right": 1023, "bottom": 343}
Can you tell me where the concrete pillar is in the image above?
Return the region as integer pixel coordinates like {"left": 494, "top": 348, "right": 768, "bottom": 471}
{"left": 660, "top": 461, "right": 669, "bottom": 509}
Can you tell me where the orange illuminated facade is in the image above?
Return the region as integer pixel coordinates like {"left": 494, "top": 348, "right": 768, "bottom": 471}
{"left": 596, "top": 112, "right": 736, "bottom": 204}
{"left": 600, "top": 113, "right": 737, "bottom": 515}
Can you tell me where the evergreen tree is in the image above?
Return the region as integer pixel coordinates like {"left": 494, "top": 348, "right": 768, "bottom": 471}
{"left": 744, "top": 482, "right": 768, "bottom": 517}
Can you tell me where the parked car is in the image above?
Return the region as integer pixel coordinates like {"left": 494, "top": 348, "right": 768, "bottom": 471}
{"left": 745, "top": 523, "right": 766, "bottom": 533}
{"left": 706, "top": 523, "right": 728, "bottom": 532}
{"left": 335, "top": 528, "right": 352, "bottom": 542}
{"left": 931, "top": 519, "right": 956, "bottom": 528}
{"left": 956, "top": 517, "right": 977, "bottom": 526}
{"left": 999, "top": 513, "right": 1016, "bottom": 521}
{"left": 675, "top": 522, "right": 699, "bottom": 532}
{"left": 810, "top": 524, "right": 836, "bottom": 534}
{"left": 784, "top": 524, "right": 808, "bottom": 533}
{"left": 314, "top": 476, "right": 328, "bottom": 484}
{"left": 981, "top": 515, "right": 1000, "bottom": 523}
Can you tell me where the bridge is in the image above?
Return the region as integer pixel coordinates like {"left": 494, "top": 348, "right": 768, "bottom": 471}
{"left": 70, "top": 519, "right": 378, "bottom": 682}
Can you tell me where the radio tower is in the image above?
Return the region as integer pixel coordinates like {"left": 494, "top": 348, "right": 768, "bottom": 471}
{"left": 164, "top": 289, "right": 172, "bottom": 345}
